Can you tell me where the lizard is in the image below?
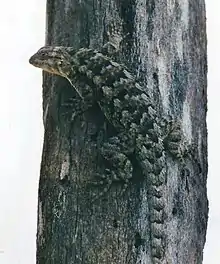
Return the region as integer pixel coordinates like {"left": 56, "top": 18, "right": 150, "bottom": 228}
{"left": 29, "top": 45, "right": 188, "bottom": 264}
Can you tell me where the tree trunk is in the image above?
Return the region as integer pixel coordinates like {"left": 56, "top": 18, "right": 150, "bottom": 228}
{"left": 36, "top": 1, "right": 208, "bottom": 264}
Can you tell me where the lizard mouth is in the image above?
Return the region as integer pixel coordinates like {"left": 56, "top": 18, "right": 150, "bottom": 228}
{"left": 29, "top": 55, "right": 61, "bottom": 76}
{"left": 29, "top": 54, "right": 37, "bottom": 66}
{"left": 29, "top": 54, "right": 43, "bottom": 69}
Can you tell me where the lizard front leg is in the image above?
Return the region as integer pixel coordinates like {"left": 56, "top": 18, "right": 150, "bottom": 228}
{"left": 59, "top": 95, "right": 95, "bottom": 122}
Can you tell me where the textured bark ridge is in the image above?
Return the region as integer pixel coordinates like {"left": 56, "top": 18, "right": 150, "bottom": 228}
{"left": 36, "top": 1, "right": 208, "bottom": 264}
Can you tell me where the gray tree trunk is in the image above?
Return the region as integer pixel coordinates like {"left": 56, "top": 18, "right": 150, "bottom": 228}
{"left": 37, "top": 1, "right": 208, "bottom": 264}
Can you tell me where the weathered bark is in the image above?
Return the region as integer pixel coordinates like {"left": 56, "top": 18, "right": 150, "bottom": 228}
{"left": 37, "top": 1, "right": 208, "bottom": 264}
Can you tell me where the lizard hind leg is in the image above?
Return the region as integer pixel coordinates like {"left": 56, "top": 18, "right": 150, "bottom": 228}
{"left": 162, "top": 119, "right": 195, "bottom": 166}
{"left": 162, "top": 120, "right": 184, "bottom": 160}
{"left": 90, "top": 135, "right": 134, "bottom": 201}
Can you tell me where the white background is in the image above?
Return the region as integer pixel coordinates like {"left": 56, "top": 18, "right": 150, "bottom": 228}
{"left": 0, "top": 0, "right": 218, "bottom": 263}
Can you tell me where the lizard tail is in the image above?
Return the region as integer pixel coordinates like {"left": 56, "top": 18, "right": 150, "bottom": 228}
{"left": 139, "top": 136, "right": 166, "bottom": 264}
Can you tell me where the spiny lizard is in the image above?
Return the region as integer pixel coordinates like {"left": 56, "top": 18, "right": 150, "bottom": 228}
{"left": 29, "top": 46, "right": 188, "bottom": 264}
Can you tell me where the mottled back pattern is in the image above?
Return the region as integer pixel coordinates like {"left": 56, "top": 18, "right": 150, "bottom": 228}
{"left": 30, "top": 46, "right": 189, "bottom": 264}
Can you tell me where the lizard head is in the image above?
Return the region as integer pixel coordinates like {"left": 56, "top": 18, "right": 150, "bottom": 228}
{"left": 29, "top": 46, "right": 74, "bottom": 79}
